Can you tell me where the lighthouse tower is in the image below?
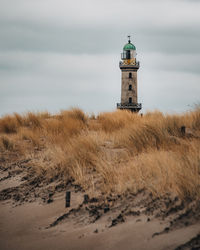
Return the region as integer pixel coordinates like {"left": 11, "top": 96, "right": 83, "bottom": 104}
{"left": 117, "top": 36, "right": 142, "bottom": 112}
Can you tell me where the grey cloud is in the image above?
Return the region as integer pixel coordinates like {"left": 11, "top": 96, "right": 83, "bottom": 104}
{"left": 139, "top": 69, "right": 200, "bottom": 113}
{"left": 139, "top": 53, "right": 200, "bottom": 75}
{"left": 0, "top": 0, "right": 200, "bottom": 55}
{"left": 0, "top": 52, "right": 120, "bottom": 115}
{"left": 0, "top": 19, "right": 199, "bottom": 55}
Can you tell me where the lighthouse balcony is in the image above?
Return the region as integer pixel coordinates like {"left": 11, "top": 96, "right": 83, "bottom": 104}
{"left": 117, "top": 102, "right": 142, "bottom": 112}
{"left": 119, "top": 61, "right": 140, "bottom": 69}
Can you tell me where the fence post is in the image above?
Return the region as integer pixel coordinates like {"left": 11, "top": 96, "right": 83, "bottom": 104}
{"left": 83, "top": 194, "right": 89, "bottom": 204}
{"left": 65, "top": 191, "right": 71, "bottom": 207}
{"left": 181, "top": 126, "right": 186, "bottom": 136}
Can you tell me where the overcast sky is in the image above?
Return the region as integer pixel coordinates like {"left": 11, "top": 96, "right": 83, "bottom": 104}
{"left": 0, "top": 0, "right": 200, "bottom": 116}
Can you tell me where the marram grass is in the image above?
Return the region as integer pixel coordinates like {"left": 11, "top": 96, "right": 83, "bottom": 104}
{"left": 0, "top": 108, "right": 199, "bottom": 200}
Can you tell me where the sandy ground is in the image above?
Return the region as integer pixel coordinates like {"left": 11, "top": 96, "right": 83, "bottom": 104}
{"left": 0, "top": 159, "right": 200, "bottom": 250}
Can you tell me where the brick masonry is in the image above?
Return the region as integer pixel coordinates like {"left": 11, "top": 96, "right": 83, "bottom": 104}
{"left": 121, "top": 69, "right": 138, "bottom": 104}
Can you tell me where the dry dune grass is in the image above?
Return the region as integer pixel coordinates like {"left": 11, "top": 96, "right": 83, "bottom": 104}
{"left": 0, "top": 135, "right": 14, "bottom": 151}
{"left": 0, "top": 107, "right": 200, "bottom": 200}
{"left": 97, "top": 141, "right": 200, "bottom": 199}
{"left": 97, "top": 110, "right": 140, "bottom": 132}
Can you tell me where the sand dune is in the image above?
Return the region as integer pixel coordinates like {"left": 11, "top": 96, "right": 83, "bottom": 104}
{"left": 0, "top": 166, "right": 199, "bottom": 250}
{"left": 0, "top": 109, "right": 200, "bottom": 249}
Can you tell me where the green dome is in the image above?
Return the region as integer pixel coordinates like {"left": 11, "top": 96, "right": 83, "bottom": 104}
{"left": 123, "top": 42, "right": 136, "bottom": 50}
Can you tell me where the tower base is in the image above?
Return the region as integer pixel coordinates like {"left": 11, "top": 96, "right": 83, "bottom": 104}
{"left": 117, "top": 103, "right": 142, "bottom": 113}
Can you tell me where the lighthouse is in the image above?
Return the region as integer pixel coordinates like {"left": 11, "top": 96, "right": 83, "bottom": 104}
{"left": 117, "top": 36, "right": 142, "bottom": 112}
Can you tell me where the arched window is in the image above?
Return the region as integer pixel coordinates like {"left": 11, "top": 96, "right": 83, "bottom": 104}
{"left": 129, "top": 85, "right": 132, "bottom": 90}
{"left": 129, "top": 72, "right": 132, "bottom": 78}
{"left": 129, "top": 97, "right": 132, "bottom": 103}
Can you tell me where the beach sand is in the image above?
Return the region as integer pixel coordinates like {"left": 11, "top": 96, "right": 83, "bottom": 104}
{"left": 0, "top": 165, "right": 199, "bottom": 250}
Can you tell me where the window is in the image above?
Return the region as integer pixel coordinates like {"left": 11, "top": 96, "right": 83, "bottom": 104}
{"left": 129, "top": 72, "right": 132, "bottom": 78}
{"left": 129, "top": 85, "right": 132, "bottom": 90}
{"left": 129, "top": 97, "right": 132, "bottom": 103}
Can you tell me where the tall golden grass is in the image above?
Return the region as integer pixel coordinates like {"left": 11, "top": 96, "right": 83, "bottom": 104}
{"left": 0, "top": 107, "right": 199, "bottom": 199}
